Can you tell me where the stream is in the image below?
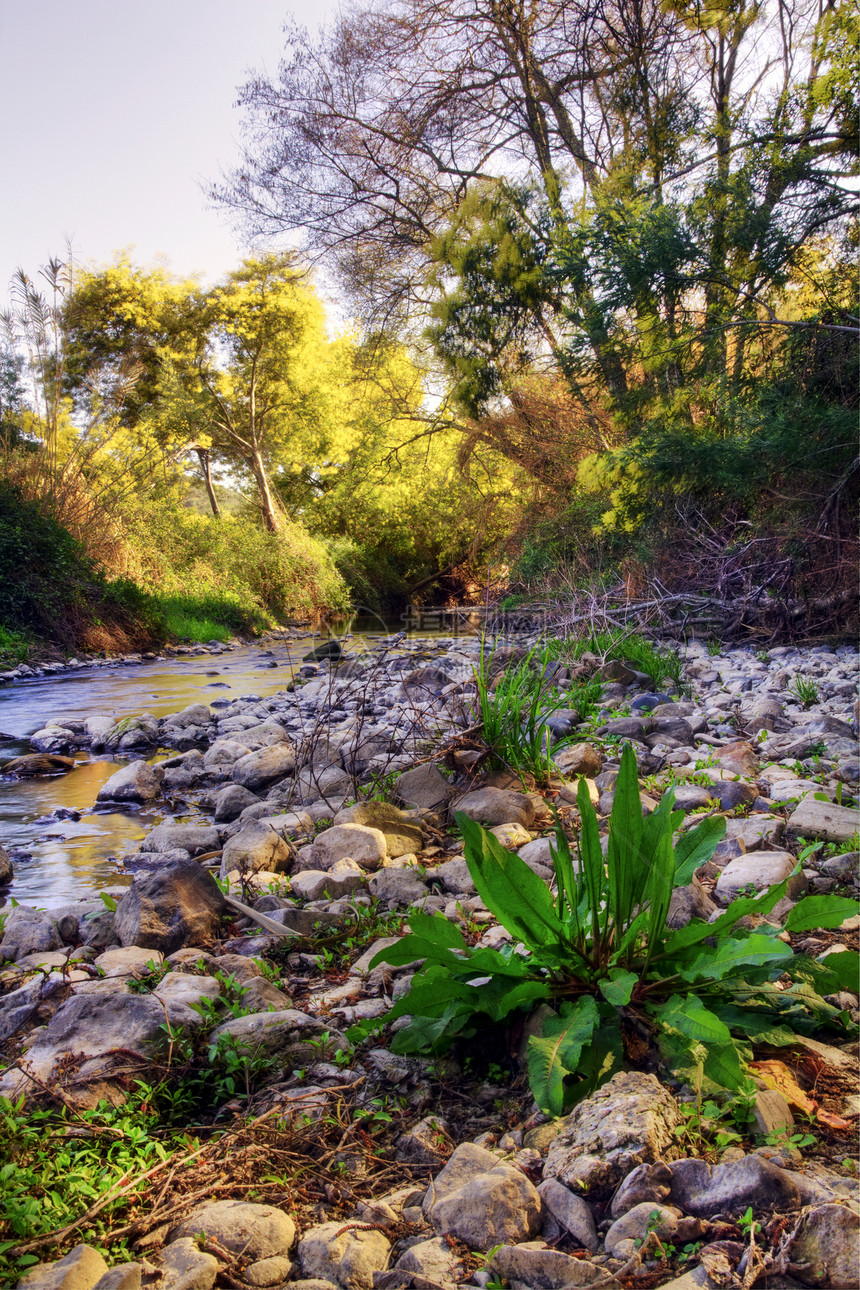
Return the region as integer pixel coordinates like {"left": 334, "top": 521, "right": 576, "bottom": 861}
{"left": 0, "top": 619, "right": 429, "bottom": 909}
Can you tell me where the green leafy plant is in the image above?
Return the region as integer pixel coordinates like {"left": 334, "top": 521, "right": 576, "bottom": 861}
{"left": 353, "top": 745, "right": 859, "bottom": 1116}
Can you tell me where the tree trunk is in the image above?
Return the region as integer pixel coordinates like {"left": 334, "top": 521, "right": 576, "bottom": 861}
{"left": 250, "top": 450, "right": 282, "bottom": 533}
{"left": 195, "top": 447, "right": 220, "bottom": 517}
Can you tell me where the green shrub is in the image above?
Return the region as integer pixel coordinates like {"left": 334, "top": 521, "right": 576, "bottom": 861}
{"left": 355, "top": 746, "right": 859, "bottom": 1115}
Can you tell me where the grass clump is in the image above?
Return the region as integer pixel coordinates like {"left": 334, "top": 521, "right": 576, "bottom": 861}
{"left": 549, "top": 627, "right": 685, "bottom": 691}
{"left": 473, "top": 642, "right": 583, "bottom": 786}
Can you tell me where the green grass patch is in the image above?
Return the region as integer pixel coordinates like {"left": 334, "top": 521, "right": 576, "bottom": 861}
{"left": 0, "top": 625, "right": 30, "bottom": 667}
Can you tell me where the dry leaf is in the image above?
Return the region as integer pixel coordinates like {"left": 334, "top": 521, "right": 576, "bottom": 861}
{"left": 749, "top": 1060, "right": 817, "bottom": 1114}
{"left": 816, "top": 1109, "right": 853, "bottom": 1131}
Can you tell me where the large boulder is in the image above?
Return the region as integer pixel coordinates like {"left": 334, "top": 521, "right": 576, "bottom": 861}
{"left": 544, "top": 1072, "right": 681, "bottom": 1198}
{"left": 170, "top": 1200, "right": 295, "bottom": 1261}
{"left": 2, "top": 753, "right": 75, "bottom": 777}
{"left": 167, "top": 703, "right": 213, "bottom": 728}
{"left": 667, "top": 1155, "right": 801, "bottom": 1220}
{"left": 0, "top": 993, "right": 170, "bottom": 1105}
{"left": 0, "top": 906, "right": 62, "bottom": 962}
{"left": 787, "top": 797, "right": 860, "bottom": 846}
{"left": 395, "top": 764, "right": 454, "bottom": 810}
{"left": 311, "top": 823, "right": 387, "bottom": 872}
{"left": 422, "top": 1142, "right": 542, "bottom": 1251}
{"left": 210, "top": 1009, "right": 348, "bottom": 1067}
{"left": 334, "top": 802, "right": 423, "bottom": 857}
{"left": 220, "top": 824, "right": 291, "bottom": 878}
{"left": 96, "top": 760, "right": 164, "bottom": 804}
{"left": 139, "top": 823, "right": 221, "bottom": 856}
{"left": 17, "top": 1244, "right": 109, "bottom": 1290}
{"left": 113, "top": 859, "right": 226, "bottom": 953}
{"left": 231, "top": 744, "right": 296, "bottom": 792}
{"left": 452, "top": 787, "right": 535, "bottom": 828}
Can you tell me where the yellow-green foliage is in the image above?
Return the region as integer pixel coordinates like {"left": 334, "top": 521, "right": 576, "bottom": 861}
{"left": 576, "top": 450, "right": 646, "bottom": 533}
{"left": 121, "top": 501, "right": 349, "bottom": 622}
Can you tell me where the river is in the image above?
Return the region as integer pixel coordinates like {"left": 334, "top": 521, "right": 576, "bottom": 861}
{"left": 0, "top": 621, "right": 424, "bottom": 909}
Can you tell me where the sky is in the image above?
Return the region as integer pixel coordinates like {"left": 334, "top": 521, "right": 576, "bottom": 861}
{"left": 0, "top": 0, "right": 340, "bottom": 300}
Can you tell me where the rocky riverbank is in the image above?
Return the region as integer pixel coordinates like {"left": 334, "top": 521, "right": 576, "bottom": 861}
{"left": 1, "top": 635, "right": 858, "bottom": 1290}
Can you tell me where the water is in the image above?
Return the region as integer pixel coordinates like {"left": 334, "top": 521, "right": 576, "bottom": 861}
{"left": 0, "top": 615, "right": 476, "bottom": 909}
{"left": 0, "top": 641, "right": 314, "bottom": 909}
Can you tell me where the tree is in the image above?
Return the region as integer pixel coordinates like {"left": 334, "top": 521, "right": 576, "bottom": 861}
{"left": 218, "top": 0, "right": 858, "bottom": 439}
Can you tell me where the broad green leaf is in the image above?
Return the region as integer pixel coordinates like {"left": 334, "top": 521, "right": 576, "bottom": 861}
{"left": 656, "top": 993, "right": 732, "bottom": 1044}
{"left": 645, "top": 831, "right": 676, "bottom": 951}
{"left": 784, "top": 895, "right": 860, "bottom": 933}
{"left": 607, "top": 744, "right": 645, "bottom": 929}
{"left": 576, "top": 776, "right": 605, "bottom": 939}
{"left": 710, "top": 1007, "right": 801, "bottom": 1046}
{"left": 678, "top": 933, "right": 793, "bottom": 982}
{"left": 407, "top": 910, "right": 469, "bottom": 950}
{"left": 809, "top": 950, "right": 860, "bottom": 993}
{"left": 674, "top": 815, "right": 727, "bottom": 885}
{"left": 458, "top": 813, "right": 566, "bottom": 950}
{"left": 702, "top": 1040, "right": 752, "bottom": 1092}
{"left": 659, "top": 878, "right": 791, "bottom": 959}
{"left": 599, "top": 969, "right": 639, "bottom": 1006}
{"left": 527, "top": 995, "right": 600, "bottom": 1116}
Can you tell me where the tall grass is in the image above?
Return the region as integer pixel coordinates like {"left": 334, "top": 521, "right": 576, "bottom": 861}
{"left": 548, "top": 628, "right": 684, "bottom": 691}
{"left": 473, "top": 642, "right": 595, "bottom": 786}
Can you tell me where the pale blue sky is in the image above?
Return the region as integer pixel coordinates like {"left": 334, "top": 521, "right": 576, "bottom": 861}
{"left": 0, "top": 0, "right": 339, "bottom": 298}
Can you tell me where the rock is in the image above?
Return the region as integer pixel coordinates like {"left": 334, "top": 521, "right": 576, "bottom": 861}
{"left": 210, "top": 1009, "right": 347, "bottom": 1065}
{"left": 787, "top": 797, "right": 860, "bottom": 846}
{"left": 17, "top": 1246, "right": 109, "bottom": 1290}
{"left": 667, "top": 1154, "right": 802, "bottom": 1219}
{"left": 394, "top": 1237, "right": 465, "bottom": 1282}
{"left": 395, "top": 764, "right": 453, "bottom": 810}
{"left": 489, "top": 1244, "right": 619, "bottom": 1289}
{"left": 395, "top": 1116, "right": 453, "bottom": 1168}
{"left": 220, "top": 824, "right": 290, "bottom": 877}
{"left": 170, "top": 703, "right": 213, "bottom": 728}
{"left": 92, "top": 1264, "right": 142, "bottom": 1290}
{"left": 431, "top": 858, "right": 476, "bottom": 895}
{"left": 423, "top": 1142, "right": 542, "bottom": 1250}
{"left": 672, "top": 785, "right": 714, "bottom": 812}
{"left": 296, "top": 1220, "right": 390, "bottom": 1290}
{"left": 214, "top": 784, "right": 260, "bottom": 822}
{"left": 489, "top": 821, "right": 533, "bottom": 848}
{"left": 715, "top": 741, "right": 760, "bottom": 777}
{"left": 707, "top": 780, "right": 759, "bottom": 810}
{"left": 666, "top": 876, "right": 718, "bottom": 928}
{"left": 553, "top": 743, "right": 603, "bottom": 777}
{"left": 0, "top": 906, "right": 62, "bottom": 962}
{"left": 543, "top": 1072, "right": 681, "bottom": 1198}
{"left": 113, "top": 859, "right": 226, "bottom": 953}
{"left": 231, "top": 744, "right": 296, "bottom": 792}
{"left": 96, "top": 761, "right": 164, "bottom": 804}
{"left": 153, "top": 973, "right": 222, "bottom": 1025}
{"left": 368, "top": 869, "right": 429, "bottom": 906}
{"left": 0, "top": 976, "right": 44, "bottom": 1039}
{"left": 538, "top": 1178, "right": 600, "bottom": 1251}
{"left": 453, "top": 787, "right": 535, "bottom": 828}
{"left": 334, "top": 802, "right": 423, "bottom": 857}
{"left": 788, "top": 1202, "right": 859, "bottom": 1287}
{"left": 203, "top": 739, "right": 253, "bottom": 772}
{"left": 311, "top": 824, "right": 387, "bottom": 872}
{"left": 241, "top": 1257, "right": 294, "bottom": 1287}
{"left": 1, "top": 993, "right": 169, "bottom": 1104}
{"left": 1, "top": 753, "right": 75, "bottom": 777}
{"left": 304, "top": 641, "right": 342, "bottom": 661}
{"left": 95, "top": 946, "right": 165, "bottom": 977}
{"left": 752, "top": 1089, "right": 795, "bottom": 1136}
{"left": 0, "top": 842, "right": 12, "bottom": 883}
{"left": 610, "top": 1162, "right": 674, "bottom": 1218}
{"left": 139, "top": 824, "right": 221, "bottom": 856}
{"left": 170, "top": 1200, "right": 295, "bottom": 1260}
{"left": 154, "top": 1238, "right": 219, "bottom": 1290}
{"left": 714, "top": 851, "right": 798, "bottom": 902}
{"left": 603, "top": 1202, "right": 679, "bottom": 1257}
